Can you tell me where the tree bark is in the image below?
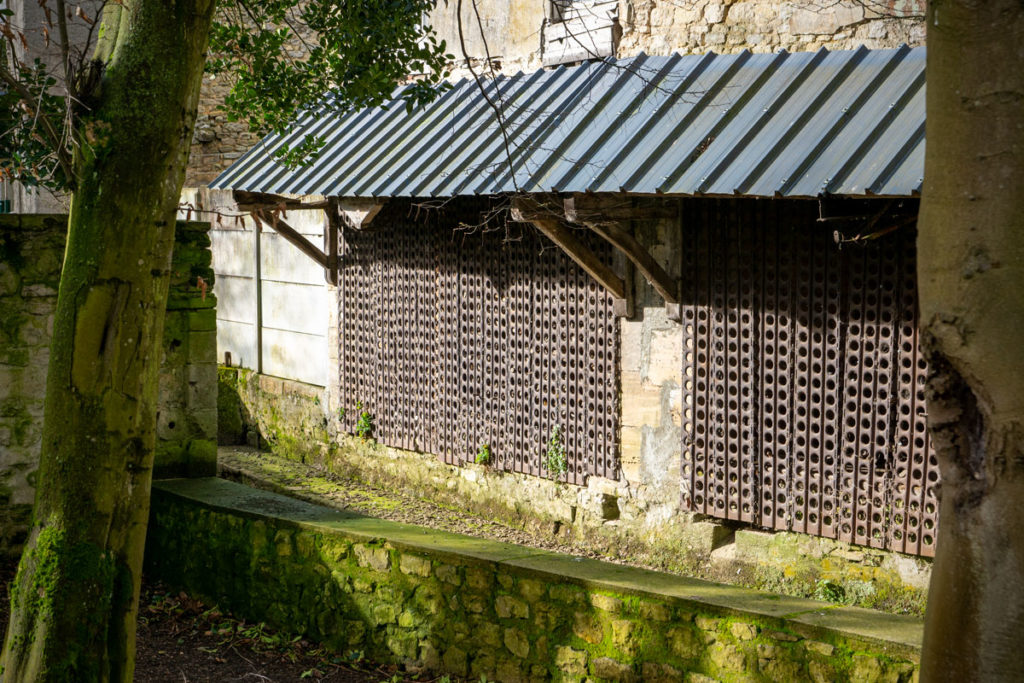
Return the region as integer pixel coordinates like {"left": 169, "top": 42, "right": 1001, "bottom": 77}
{"left": 918, "top": 1, "right": 1024, "bottom": 680}
{"left": 0, "top": 1, "right": 216, "bottom": 680}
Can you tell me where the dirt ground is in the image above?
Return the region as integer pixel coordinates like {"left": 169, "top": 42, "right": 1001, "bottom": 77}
{"left": 0, "top": 558, "right": 431, "bottom": 683}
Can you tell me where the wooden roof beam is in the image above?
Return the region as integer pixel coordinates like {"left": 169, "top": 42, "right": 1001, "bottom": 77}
{"left": 511, "top": 196, "right": 630, "bottom": 315}
{"left": 234, "top": 190, "right": 332, "bottom": 212}
{"left": 252, "top": 208, "right": 330, "bottom": 272}
{"left": 565, "top": 195, "right": 680, "bottom": 321}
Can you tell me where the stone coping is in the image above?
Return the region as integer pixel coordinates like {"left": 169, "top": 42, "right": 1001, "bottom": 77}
{"left": 153, "top": 478, "right": 924, "bottom": 660}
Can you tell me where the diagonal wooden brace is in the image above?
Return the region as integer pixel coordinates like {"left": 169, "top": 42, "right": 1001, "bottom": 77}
{"left": 511, "top": 197, "right": 628, "bottom": 311}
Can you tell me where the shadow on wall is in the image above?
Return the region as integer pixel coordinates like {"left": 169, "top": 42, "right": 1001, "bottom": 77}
{"left": 217, "top": 367, "right": 262, "bottom": 448}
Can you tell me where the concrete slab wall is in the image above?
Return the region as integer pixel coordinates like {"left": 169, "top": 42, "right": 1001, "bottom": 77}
{"left": 184, "top": 189, "right": 330, "bottom": 388}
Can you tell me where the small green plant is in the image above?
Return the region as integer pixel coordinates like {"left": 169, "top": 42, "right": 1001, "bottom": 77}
{"left": 337, "top": 406, "right": 345, "bottom": 419}
{"left": 543, "top": 424, "right": 568, "bottom": 478}
{"left": 475, "top": 443, "right": 492, "bottom": 465}
{"left": 355, "top": 401, "right": 374, "bottom": 440}
{"left": 813, "top": 578, "right": 846, "bottom": 604}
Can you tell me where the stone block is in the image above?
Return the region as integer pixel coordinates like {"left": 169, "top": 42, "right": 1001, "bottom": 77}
{"left": 550, "top": 583, "right": 586, "bottom": 606}
{"left": 554, "top": 646, "right": 588, "bottom": 676}
{"left": 642, "top": 662, "right": 684, "bottom": 683}
{"left": 442, "top": 646, "right": 468, "bottom": 677}
{"left": 465, "top": 567, "right": 493, "bottom": 591}
{"left": 495, "top": 595, "right": 529, "bottom": 619}
{"left": 354, "top": 544, "right": 391, "bottom": 572}
{"left": 387, "top": 632, "right": 417, "bottom": 660}
{"left": 591, "top": 657, "right": 637, "bottom": 682}
{"left": 419, "top": 641, "right": 440, "bottom": 670}
{"left": 612, "top": 619, "right": 639, "bottom": 656}
{"left": 259, "top": 375, "right": 283, "bottom": 395}
{"left": 804, "top": 640, "right": 834, "bottom": 656}
{"left": 710, "top": 642, "right": 747, "bottom": 674}
{"left": 188, "top": 308, "right": 217, "bottom": 332}
{"left": 730, "top": 621, "right": 758, "bottom": 641}
{"left": 639, "top": 601, "right": 671, "bottom": 621}
{"left": 371, "top": 603, "right": 397, "bottom": 625}
{"left": 399, "top": 553, "right": 432, "bottom": 577}
{"left": 668, "top": 626, "right": 701, "bottom": 659}
{"left": 573, "top": 612, "right": 604, "bottom": 644}
{"left": 188, "top": 330, "right": 217, "bottom": 363}
{"left": 591, "top": 593, "right": 623, "bottom": 614}
{"left": 435, "top": 563, "right": 461, "bottom": 585}
{"left": 621, "top": 377, "right": 663, "bottom": 427}
{"left": 647, "top": 327, "right": 682, "bottom": 386}
{"left": 518, "top": 577, "right": 545, "bottom": 603}
{"left": 504, "top": 627, "right": 530, "bottom": 659}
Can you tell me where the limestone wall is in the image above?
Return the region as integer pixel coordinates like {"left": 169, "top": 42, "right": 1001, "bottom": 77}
{"left": 147, "top": 477, "right": 922, "bottom": 682}
{"left": 0, "top": 215, "right": 217, "bottom": 555}
{"left": 184, "top": 1, "right": 926, "bottom": 187}
{"left": 0, "top": 215, "right": 65, "bottom": 555}
{"left": 433, "top": 0, "right": 926, "bottom": 77}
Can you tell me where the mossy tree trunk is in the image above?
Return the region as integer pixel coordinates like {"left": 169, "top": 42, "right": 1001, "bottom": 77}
{"left": 918, "top": 1, "right": 1024, "bottom": 679}
{"left": 0, "top": 1, "right": 216, "bottom": 680}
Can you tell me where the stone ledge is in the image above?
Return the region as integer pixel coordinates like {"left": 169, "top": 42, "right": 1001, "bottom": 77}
{"left": 149, "top": 477, "right": 923, "bottom": 678}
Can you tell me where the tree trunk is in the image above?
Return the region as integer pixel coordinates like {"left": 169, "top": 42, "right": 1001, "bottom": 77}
{"left": 918, "top": 1, "right": 1024, "bottom": 680}
{"left": 0, "top": 1, "right": 215, "bottom": 680}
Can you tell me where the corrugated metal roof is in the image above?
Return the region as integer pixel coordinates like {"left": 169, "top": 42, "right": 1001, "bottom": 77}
{"left": 211, "top": 46, "right": 925, "bottom": 199}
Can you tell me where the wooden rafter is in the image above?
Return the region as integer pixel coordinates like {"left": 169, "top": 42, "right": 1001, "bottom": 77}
{"left": 251, "top": 209, "right": 328, "bottom": 270}
{"left": 565, "top": 195, "right": 680, "bottom": 320}
{"left": 235, "top": 190, "right": 332, "bottom": 212}
{"left": 511, "top": 196, "right": 627, "bottom": 305}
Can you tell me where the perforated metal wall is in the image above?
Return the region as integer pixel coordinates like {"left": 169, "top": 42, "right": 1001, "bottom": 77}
{"left": 682, "top": 200, "right": 937, "bottom": 557}
{"left": 337, "top": 203, "right": 619, "bottom": 484}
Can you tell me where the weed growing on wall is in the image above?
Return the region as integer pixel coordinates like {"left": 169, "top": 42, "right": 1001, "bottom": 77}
{"left": 475, "top": 443, "right": 491, "bottom": 465}
{"left": 355, "top": 401, "right": 374, "bottom": 441}
{"left": 544, "top": 425, "right": 568, "bottom": 478}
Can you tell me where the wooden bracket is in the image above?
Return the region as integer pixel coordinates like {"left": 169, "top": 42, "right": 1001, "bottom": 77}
{"left": 565, "top": 195, "right": 681, "bottom": 321}
{"left": 511, "top": 196, "right": 628, "bottom": 306}
{"left": 337, "top": 198, "right": 385, "bottom": 230}
{"left": 252, "top": 208, "right": 329, "bottom": 271}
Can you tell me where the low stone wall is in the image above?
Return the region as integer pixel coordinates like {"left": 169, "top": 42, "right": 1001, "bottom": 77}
{"left": 217, "top": 369, "right": 930, "bottom": 615}
{"left": 146, "top": 478, "right": 922, "bottom": 682}
{"left": 0, "top": 215, "right": 217, "bottom": 555}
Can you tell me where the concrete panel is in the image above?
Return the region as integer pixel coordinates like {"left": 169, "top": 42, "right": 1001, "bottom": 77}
{"left": 218, "top": 319, "right": 258, "bottom": 370}
{"left": 261, "top": 232, "right": 327, "bottom": 285}
{"left": 262, "top": 328, "right": 327, "bottom": 386}
{"left": 261, "top": 281, "right": 328, "bottom": 337}
{"left": 216, "top": 274, "right": 257, "bottom": 324}
{"left": 211, "top": 229, "right": 255, "bottom": 277}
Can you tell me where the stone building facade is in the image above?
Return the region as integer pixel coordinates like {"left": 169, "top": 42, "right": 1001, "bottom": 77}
{"left": 185, "top": 1, "right": 926, "bottom": 187}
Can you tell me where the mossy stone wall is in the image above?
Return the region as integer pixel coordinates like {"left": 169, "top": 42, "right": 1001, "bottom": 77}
{"left": 0, "top": 215, "right": 217, "bottom": 556}
{"left": 147, "top": 478, "right": 922, "bottom": 683}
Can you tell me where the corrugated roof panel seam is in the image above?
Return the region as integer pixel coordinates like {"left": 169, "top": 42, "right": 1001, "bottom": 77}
{"left": 209, "top": 46, "right": 926, "bottom": 199}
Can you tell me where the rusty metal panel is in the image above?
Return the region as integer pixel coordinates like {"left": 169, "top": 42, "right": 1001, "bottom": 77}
{"left": 683, "top": 198, "right": 936, "bottom": 557}
{"left": 335, "top": 201, "right": 619, "bottom": 485}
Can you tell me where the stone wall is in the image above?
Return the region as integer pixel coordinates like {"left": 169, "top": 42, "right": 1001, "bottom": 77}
{"left": 147, "top": 477, "right": 923, "bottom": 682}
{"left": 0, "top": 215, "right": 217, "bottom": 555}
{"left": 218, "top": 363, "right": 930, "bottom": 615}
{"left": 0, "top": 215, "right": 64, "bottom": 555}
{"left": 432, "top": 0, "right": 926, "bottom": 78}
{"left": 156, "top": 221, "right": 220, "bottom": 478}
